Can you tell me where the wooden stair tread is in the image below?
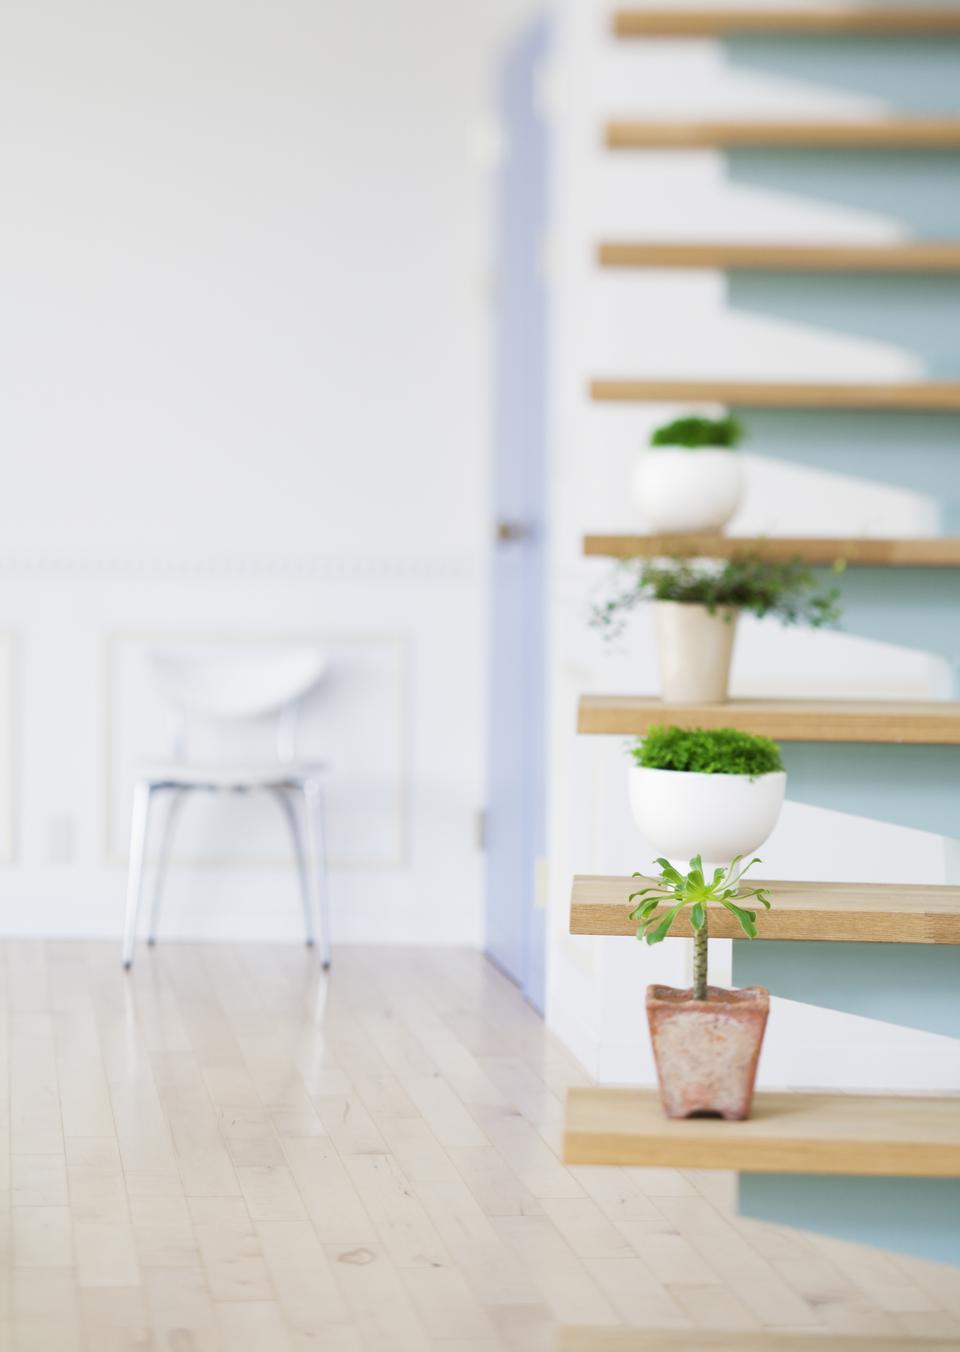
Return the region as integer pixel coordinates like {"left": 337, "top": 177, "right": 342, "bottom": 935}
{"left": 560, "top": 1329, "right": 960, "bottom": 1351}
{"left": 570, "top": 874, "right": 960, "bottom": 944}
{"left": 590, "top": 379, "right": 960, "bottom": 410}
{"left": 606, "top": 117, "right": 960, "bottom": 149}
{"left": 613, "top": 8, "right": 960, "bottom": 36}
{"left": 577, "top": 696, "right": 960, "bottom": 744}
{"left": 583, "top": 534, "right": 960, "bottom": 566}
{"left": 563, "top": 1087, "right": 960, "bottom": 1174}
{"left": 598, "top": 241, "right": 960, "bottom": 271}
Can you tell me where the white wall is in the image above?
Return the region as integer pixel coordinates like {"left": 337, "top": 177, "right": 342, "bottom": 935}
{"left": 0, "top": 0, "right": 538, "bottom": 943}
{"left": 545, "top": 0, "right": 959, "bottom": 1092}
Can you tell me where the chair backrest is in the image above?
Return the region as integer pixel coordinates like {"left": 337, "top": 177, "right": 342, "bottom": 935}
{"left": 150, "top": 644, "right": 328, "bottom": 761}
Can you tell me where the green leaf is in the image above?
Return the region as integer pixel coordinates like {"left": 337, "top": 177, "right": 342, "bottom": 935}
{"left": 625, "top": 851, "right": 775, "bottom": 949}
{"left": 654, "top": 858, "right": 684, "bottom": 886}
{"left": 627, "top": 886, "right": 668, "bottom": 905}
{"left": 629, "top": 897, "right": 662, "bottom": 923}
{"left": 645, "top": 899, "right": 689, "bottom": 946}
{"left": 737, "top": 886, "right": 771, "bottom": 910}
{"left": 721, "top": 899, "right": 758, "bottom": 939}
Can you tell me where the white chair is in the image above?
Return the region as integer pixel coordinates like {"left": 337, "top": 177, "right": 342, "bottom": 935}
{"left": 122, "top": 644, "right": 331, "bottom": 969}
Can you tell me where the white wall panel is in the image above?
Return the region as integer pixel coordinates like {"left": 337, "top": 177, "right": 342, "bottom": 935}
{"left": 0, "top": 0, "right": 542, "bottom": 944}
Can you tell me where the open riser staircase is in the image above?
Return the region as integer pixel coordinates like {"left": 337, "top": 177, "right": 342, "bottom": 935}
{"left": 562, "top": 4, "right": 960, "bottom": 1270}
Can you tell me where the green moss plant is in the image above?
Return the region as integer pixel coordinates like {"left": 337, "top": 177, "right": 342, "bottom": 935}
{"left": 650, "top": 415, "right": 743, "bottom": 449}
{"left": 631, "top": 724, "right": 784, "bottom": 778}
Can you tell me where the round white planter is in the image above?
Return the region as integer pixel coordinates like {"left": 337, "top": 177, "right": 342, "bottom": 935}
{"left": 629, "top": 764, "right": 786, "bottom": 863}
{"left": 634, "top": 447, "right": 743, "bottom": 533}
{"left": 655, "top": 601, "right": 737, "bottom": 703}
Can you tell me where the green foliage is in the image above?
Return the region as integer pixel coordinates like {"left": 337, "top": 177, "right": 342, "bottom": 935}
{"left": 629, "top": 855, "right": 773, "bottom": 997}
{"left": 631, "top": 724, "right": 784, "bottom": 777}
{"left": 629, "top": 854, "right": 771, "bottom": 944}
{"left": 650, "top": 414, "right": 743, "bottom": 449}
{"left": 590, "top": 555, "right": 843, "bottom": 641}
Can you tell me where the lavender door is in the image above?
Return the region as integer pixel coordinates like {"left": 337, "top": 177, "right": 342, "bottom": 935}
{"left": 484, "top": 18, "right": 549, "bottom": 1011}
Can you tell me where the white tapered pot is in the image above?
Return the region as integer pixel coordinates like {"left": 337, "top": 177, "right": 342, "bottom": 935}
{"left": 629, "top": 765, "right": 786, "bottom": 862}
{"left": 654, "top": 602, "right": 738, "bottom": 704}
{"left": 634, "top": 447, "right": 743, "bottom": 533}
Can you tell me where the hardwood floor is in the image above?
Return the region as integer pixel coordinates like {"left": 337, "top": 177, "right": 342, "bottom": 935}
{"left": 0, "top": 942, "right": 957, "bottom": 1351}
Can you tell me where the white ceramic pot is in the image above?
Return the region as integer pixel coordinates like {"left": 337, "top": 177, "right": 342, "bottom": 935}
{"left": 634, "top": 447, "right": 743, "bottom": 533}
{"left": 654, "top": 602, "right": 737, "bottom": 704}
{"left": 629, "top": 764, "right": 786, "bottom": 862}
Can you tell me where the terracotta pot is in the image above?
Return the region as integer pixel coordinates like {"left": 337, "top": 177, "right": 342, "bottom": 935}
{"left": 646, "top": 984, "right": 769, "bottom": 1121}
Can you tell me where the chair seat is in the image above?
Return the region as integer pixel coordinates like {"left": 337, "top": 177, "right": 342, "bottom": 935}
{"left": 139, "top": 761, "right": 327, "bottom": 790}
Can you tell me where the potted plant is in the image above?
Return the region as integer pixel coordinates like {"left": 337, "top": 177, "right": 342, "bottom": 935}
{"left": 629, "top": 853, "right": 773, "bottom": 1120}
{"left": 592, "top": 554, "right": 842, "bottom": 703}
{"left": 635, "top": 414, "right": 744, "bottom": 533}
{"left": 629, "top": 725, "right": 786, "bottom": 862}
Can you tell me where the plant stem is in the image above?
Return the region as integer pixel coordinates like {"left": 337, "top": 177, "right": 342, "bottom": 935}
{"left": 693, "top": 916, "right": 708, "bottom": 1001}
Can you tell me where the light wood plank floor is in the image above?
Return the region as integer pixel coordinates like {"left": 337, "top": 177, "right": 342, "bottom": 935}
{"left": 0, "top": 942, "right": 957, "bottom": 1351}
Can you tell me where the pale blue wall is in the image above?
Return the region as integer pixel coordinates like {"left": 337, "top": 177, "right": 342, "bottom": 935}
{"left": 716, "top": 24, "right": 960, "bottom": 1266}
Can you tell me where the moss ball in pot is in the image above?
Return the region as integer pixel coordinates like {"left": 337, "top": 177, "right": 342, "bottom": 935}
{"left": 635, "top": 414, "right": 744, "bottom": 534}
{"left": 629, "top": 725, "right": 786, "bottom": 862}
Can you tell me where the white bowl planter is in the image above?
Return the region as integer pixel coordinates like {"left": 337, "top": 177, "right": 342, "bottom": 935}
{"left": 629, "top": 764, "right": 786, "bottom": 862}
{"left": 655, "top": 601, "right": 737, "bottom": 703}
{"left": 635, "top": 447, "right": 744, "bottom": 533}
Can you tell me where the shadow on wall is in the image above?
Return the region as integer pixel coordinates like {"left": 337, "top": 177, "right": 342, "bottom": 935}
{"left": 725, "top": 35, "right": 960, "bottom": 110}
{"left": 728, "top": 150, "right": 960, "bottom": 236}
{"left": 729, "top": 274, "right": 960, "bottom": 377}
{"left": 741, "top": 410, "right": 960, "bottom": 534}
{"left": 714, "top": 31, "right": 960, "bottom": 680}
{"left": 779, "top": 741, "right": 960, "bottom": 837}
{"left": 821, "top": 566, "right": 960, "bottom": 678}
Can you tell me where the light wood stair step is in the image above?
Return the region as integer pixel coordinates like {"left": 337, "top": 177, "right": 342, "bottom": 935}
{"left": 560, "top": 1330, "right": 960, "bottom": 1351}
{"left": 562, "top": 1086, "right": 960, "bottom": 1174}
{"left": 613, "top": 7, "right": 960, "bottom": 37}
{"left": 583, "top": 534, "right": 960, "bottom": 566}
{"left": 598, "top": 241, "right": 960, "bottom": 271}
{"left": 577, "top": 696, "right": 960, "bottom": 744}
{"left": 570, "top": 875, "right": 960, "bottom": 944}
{"left": 606, "top": 117, "right": 960, "bottom": 149}
{"left": 590, "top": 379, "right": 960, "bottom": 410}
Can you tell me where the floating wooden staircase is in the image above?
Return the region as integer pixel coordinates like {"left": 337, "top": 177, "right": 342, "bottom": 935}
{"left": 577, "top": 695, "right": 960, "bottom": 743}
{"left": 570, "top": 874, "right": 960, "bottom": 945}
{"left": 613, "top": 7, "right": 960, "bottom": 37}
{"left": 598, "top": 241, "right": 960, "bottom": 272}
{"left": 564, "top": 1086, "right": 960, "bottom": 1173}
{"left": 583, "top": 534, "right": 960, "bottom": 565}
{"left": 589, "top": 379, "right": 960, "bottom": 410}
{"left": 565, "top": 0, "right": 960, "bottom": 1275}
{"left": 606, "top": 118, "right": 960, "bottom": 150}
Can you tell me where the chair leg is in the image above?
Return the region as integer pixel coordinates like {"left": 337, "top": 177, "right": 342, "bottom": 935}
{"left": 303, "top": 779, "right": 332, "bottom": 969}
{"left": 148, "top": 788, "right": 187, "bottom": 946}
{"left": 123, "top": 779, "right": 155, "bottom": 970}
{"left": 272, "top": 786, "right": 314, "bottom": 948}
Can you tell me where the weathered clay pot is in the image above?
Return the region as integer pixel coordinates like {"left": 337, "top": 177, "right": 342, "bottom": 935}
{"left": 646, "top": 984, "right": 769, "bottom": 1121}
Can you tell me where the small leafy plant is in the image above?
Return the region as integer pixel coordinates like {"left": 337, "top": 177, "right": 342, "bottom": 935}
{"left": 651, "top": 415, "right": 743, "bottom": 449}
{"left": 629, "top": 855, "right": 772, "bottom": 1000}
{"left": 591, "top": 555, "right": 842, "bottom": 641}
{"left": 631, "top": 724, "right": 784, "bottom": 778}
